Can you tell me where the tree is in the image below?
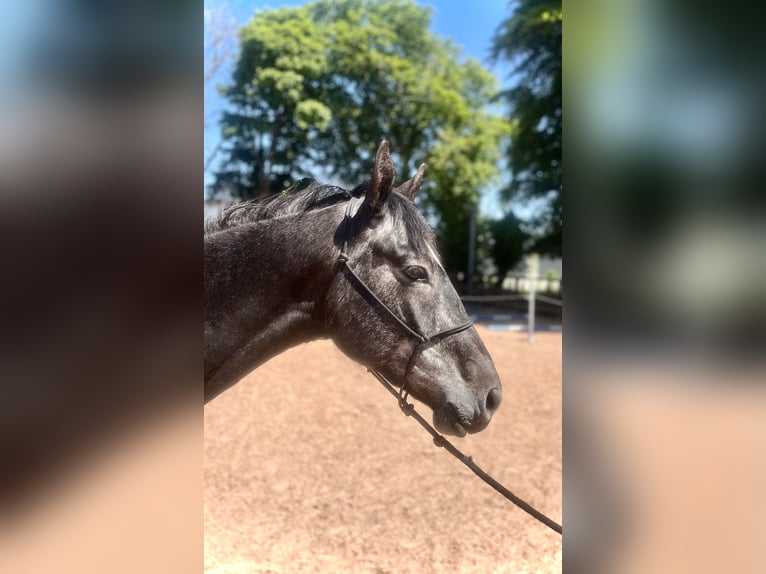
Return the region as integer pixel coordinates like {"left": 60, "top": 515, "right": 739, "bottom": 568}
{"left": 204, "top": 1, "right": 236, "bottom": 85}
{"left": 210, "top": 0, "right": 506, "bottom": 275}
{"left": 489, "top": 211, "right": 528, "bottom": 287}
{"left": 491, "top": 0, "right": 562, "bottom": 256}
{"left": 213, "top": 7, "right": 332, "bottom": 199}
{"left": 424, "top": 117, "right": 509, "bottom": 274}
{"left": 205, "top": 1, "right": 236, "bottom": 172}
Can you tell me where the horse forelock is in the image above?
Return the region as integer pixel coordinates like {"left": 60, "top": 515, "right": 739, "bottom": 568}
{"left": 387, "top": 191, "right": 438, "bottom": 254}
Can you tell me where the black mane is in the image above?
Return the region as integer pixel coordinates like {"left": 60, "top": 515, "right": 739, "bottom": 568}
{"left": 204, "top": 179, "right": 436, "bottom": 250}
{"left": 204, "top": 179, "right": 350, "bottom": 234}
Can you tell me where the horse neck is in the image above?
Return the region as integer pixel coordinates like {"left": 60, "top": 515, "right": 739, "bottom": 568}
{"left": 204, "top": 208, "right": 340, "bottom": 401}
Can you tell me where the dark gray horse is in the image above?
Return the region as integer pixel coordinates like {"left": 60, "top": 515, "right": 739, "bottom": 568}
{"left": 204, "top": 141, "right": 502, "bottom": 436}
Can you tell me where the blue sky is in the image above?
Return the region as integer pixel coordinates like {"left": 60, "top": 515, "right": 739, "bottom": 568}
{"left": 222, "top": 0, "right": 510, "bottom": 69}
{"left": 204, "top": 0, "right": 514, "bottom": 215}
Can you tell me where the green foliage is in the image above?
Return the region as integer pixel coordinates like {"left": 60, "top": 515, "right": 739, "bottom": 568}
{"left": 214, "top": 7, "right": 331, "bottom": 199}
{"left": 546, "top": 268, "right": 558, "bottom": 280}
{"left": 425, "top": 117, "right": 510, "bottom": 273}
{"left": 210, "top": 0, "right": 506, "bottom": 274}
{"left": 492, "top": 0, "right": 562, "bottom": 257}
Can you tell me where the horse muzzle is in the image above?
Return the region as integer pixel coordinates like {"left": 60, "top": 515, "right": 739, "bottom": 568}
{"left": 432, "top": 386, "right": 503, "bottom": 437}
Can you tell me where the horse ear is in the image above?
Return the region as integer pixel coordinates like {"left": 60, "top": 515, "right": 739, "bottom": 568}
{"left": 395, "top": 163, "right": 427, "bottom": 202}
{"left": 363, "top": 140, "right": 396, "bottom": 214}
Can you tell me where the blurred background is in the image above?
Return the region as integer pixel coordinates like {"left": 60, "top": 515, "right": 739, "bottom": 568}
{"left": 1, "top": 1, "right": 202, "bottom": 573}
{"left": 566, "top": 0, "right": 766, "bottom": 573}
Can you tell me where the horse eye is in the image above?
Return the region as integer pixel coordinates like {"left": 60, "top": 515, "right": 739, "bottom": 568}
{"left": 403, "top": 265, "right": 428, "bottom": 282}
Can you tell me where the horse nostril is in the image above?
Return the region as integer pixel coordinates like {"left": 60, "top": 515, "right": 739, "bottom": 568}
{"left": 485, "top": 387, "right": 502, "bottom": 414}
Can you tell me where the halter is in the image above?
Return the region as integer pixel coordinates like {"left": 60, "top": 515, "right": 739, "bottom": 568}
{"left": 335, "top": 197, "right": 473, "bottom": 406}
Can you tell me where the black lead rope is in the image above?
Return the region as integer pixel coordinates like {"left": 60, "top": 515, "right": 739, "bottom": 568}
{"left": 337, "top": 198, "right": 562, "bottom": 536}
{"left": 368, "top": 368, "right": 563, "bottom": 535}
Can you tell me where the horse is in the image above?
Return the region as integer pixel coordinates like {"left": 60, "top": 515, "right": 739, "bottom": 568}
{"left": 204, "top": 141, "right": 502, "bottom": 436}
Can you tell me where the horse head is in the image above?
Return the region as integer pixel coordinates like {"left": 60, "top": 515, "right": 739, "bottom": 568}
{"left": 326, "top": 141, "right": 502, "bottom": 436}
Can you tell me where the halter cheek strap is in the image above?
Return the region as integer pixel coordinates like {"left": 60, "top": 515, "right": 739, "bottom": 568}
{"left": 336, "top": 199, "right": 473, "bottom": 405}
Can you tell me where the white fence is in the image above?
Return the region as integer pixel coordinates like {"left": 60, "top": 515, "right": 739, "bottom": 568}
{"left": 461, "top": 274, "right": 562, "bottom": 343}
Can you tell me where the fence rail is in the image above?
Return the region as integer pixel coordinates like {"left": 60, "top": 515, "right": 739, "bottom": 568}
{"left": 460, "top": 293, "right": 562, "bottom": 306}
{"left": 461, "top": 294, "right": 527, "bottom": 303}
{"left": 460, "top": 276, "right": 562, "bottom": 343}
{"left": 534, "top": 294, "right": 563, "bottom": 307}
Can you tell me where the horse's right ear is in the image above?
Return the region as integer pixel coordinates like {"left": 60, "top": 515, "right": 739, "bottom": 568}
{"left": 395, "top": 163, "right": 427, "bottom": 202}
{"left": 362, "top": 140, "right": 396, "bottom": 215}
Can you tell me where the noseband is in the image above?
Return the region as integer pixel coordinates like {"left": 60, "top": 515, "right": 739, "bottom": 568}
{"left": 335, "top": 197, "right": 473, "bottom": 404}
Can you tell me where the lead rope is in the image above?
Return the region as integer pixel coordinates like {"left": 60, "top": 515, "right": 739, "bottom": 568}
{"left": 368, "top": 367, "right": 563, "bottom": 535}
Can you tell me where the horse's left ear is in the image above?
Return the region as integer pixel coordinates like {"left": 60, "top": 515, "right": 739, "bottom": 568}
{"left": 395, "top": 163, "right": 427, "bottom": 202}
{"left": 363, "top": 140, "right": 396, "bottom": 214}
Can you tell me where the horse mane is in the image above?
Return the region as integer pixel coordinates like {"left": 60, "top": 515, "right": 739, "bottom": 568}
{"left": 204, "top": 178, "right": 436, "bottom": 250}
{"left": 204, "top": 179, "right": 350, "bottom": 234}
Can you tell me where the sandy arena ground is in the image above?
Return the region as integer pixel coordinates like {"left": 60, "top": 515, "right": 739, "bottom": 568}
{"left": 204, "top": 328, "right": 561, "bottom": 573}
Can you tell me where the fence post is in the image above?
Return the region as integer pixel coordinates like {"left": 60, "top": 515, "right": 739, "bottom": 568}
{"left": 467, "top": 205, "right": 477, "bottom": 295}
{"left": 527, "top": 253, "right": 539, "bottom": 344}
{"left": 528, "top": 274, "right": 536, "bottom": 344}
